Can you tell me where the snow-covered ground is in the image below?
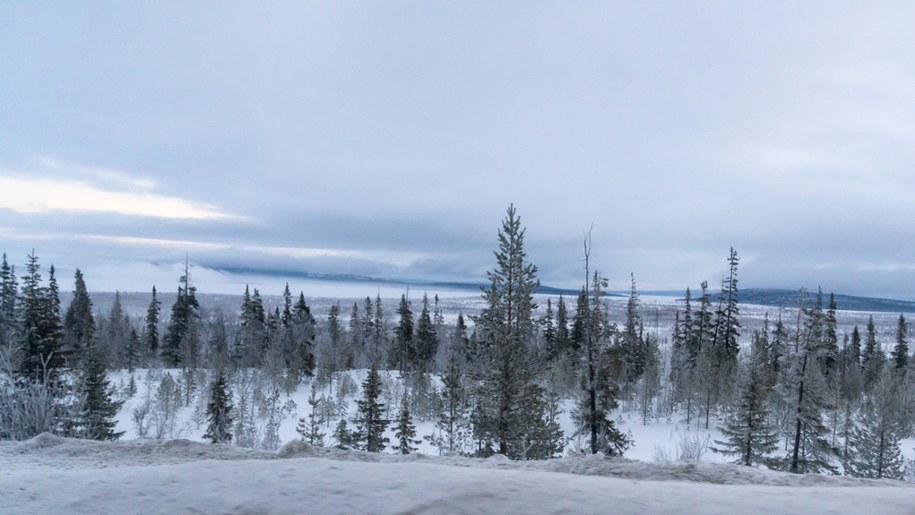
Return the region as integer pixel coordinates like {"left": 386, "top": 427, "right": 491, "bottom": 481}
{"left": 1, "top": 434, "right": 912, "bottom": 514}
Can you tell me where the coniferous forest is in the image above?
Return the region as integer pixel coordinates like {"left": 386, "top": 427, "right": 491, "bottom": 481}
{"left": 1, "top": 205, "right": 913, "bottom": 480}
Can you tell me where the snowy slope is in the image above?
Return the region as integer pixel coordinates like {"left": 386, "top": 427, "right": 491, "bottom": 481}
{"left": 2, "top": 434, "right": 912, "bottom": 515}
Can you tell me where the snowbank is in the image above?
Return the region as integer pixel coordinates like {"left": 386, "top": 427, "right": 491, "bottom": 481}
{"left": 1, "top": 435, "right": 912, "bottom": 514}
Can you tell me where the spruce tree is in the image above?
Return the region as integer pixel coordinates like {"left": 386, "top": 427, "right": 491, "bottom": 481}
{"left": 892, "top": 314, "right": 908, "bottom": 370}
{"left": 392, "top": 294, "right": 413, "bottom": 371}
{"left": 431, "top": 352, "right": 469, "bottom": 454}
{"left": 333, "top": 418, "right": 356, "bottom": 450}
{"left": 0, "top": 253, "right": 17, "bottom": 350}
{"left": 414, "top": 293, "right": 438, "bottom": 372}
{"left": 204, "top": 369, "right": 233, "bottom": 443}
{"left": 620, "top": 274, "right": 645, "bottom": 394}
{"left": 712, "top": 336, "right": 778, "bottom": 466}
{"left": 845, "top": 371, "right": 906, "bottom": 479}
{"left": 78, "top": 343, "right": 124, "bottom": 440}
{"left": 354, "top": 366, "right": 389, "bottom": 452}
{"left": 782, "top": 295, "right": 840, "bottom": 474}
{"left": 554, "top": 294, "right": 570, "bottom": 358}
{"left": 17, "top": 252, "right": 64, "bottom": 383}
{"left": 144, "top": 286, "right": 161, "bottom": 361}
{"left": 471, "top": 204, "right": 542, "bottom": 458}
{"left": 393, "top": 394, "right": 420, "bottom": 454}
{"left": 713, "top": 247, "right": 741, "bottom": 370}
{"left": 296, "top": 384, "right": 325, "bottom": 446}
{"left": 62, "top": 269, "right": 95, "bottom": 365}
{"left": 162, "top": 260, "right": 199, "bottom": 367}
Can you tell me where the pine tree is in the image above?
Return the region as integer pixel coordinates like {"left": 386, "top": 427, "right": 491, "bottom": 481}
{"left": 845, "top": 371, "right": 906, "bottom": 479}
{"left": 392, "top": 294, "right": 413, "bottom": 372}
{"left": 542, "top": 298, "right": 557, "bottom": 359}
{"left": 333, "top": 418, "right": 356, "bottom": 450}
{"left": 892, "top": 314, "right": 908, "bottom": 370}
{"left": 102, "top": 291, "right": 129, "bottom": 368}
{"left": 620, "top": 273, "right": 645, "bottom": 394}
{"left": 296, "top": 384, "right": 325, "bottom": 446}
{"left": 713, "top": 247, "right": 741, "bottom": 370}
{"left": 431, "top": 352, "right": 468, "bottom": 454}
{"left": 124, "top": 328, "right": 140, "bottom": 373}
{"left": 17, "top": 252, "right": 64, "bottom": 383}
{"left": 783, "top": 294, "right": 840, "bottom": 474}
{"left": 62, "top": 269, "right": 94, "bottom": 365}
{"left": 414, "top": 293, "right": 438, "bottom": 372}
{"left": 0, "top": 253, "right": 17, "bottom": 350}
{"left": 144, "top": 286, "right": 161, "bottom": 361}
{"left": 354, "top": 366, "right": 389, "bottom": 452}
{"left": 204, "top": 369, "right": 233, "bottom": 443}
{"left": 712, "top": 337, "right": 778, "bottom": 466}
{"left": 573, "top": 253, "right": 628, "bottom": 456}
{"left": 554, "top": 294, "right": 570, "bottom": 358}
{"left": 393, "top": 394, "right": 420, "bottom": 454}
{"left": 283, "top": 292, "right": 316, "bottom": 388}
{"left": 162, "top": 260, "right": 199, "bottom": 367}
{"left": 471, "top": 204, "right": 541, "bottom": 458}
{"left": 326, "top": 303, "right": 344, "bottom": 371}
{"left": 78, "top": 343, "right": 124, "bottom": 440}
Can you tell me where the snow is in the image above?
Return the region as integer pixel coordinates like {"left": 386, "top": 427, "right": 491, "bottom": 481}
{"left": 1, "top": 434, "right": 912, "bottom": 514}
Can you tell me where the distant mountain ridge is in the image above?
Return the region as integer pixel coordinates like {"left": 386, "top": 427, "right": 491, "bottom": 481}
{"left": 211, "top": 267, "right": 915, "bottom": 313}
{"left": 709, "top": 288, "right": 915, "bottom": 313}
{"left": 210, "top": 266, "right": 584, "bottom": 296}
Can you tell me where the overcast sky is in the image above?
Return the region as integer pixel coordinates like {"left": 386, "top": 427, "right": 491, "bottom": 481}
{"left": 2, "top": 2, "right": 915, "bottom": 298}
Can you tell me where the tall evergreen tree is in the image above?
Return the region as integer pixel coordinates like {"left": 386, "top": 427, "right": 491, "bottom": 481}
{"left": 713, "top": 247, "right": 741, "bottom": 370}
{"left": 393, "top": 394, "right": 420, "bottom": 454}
{"left": 863, "top": 316, "right": 885, "bottom": 388}
{"left": 354, "top": 366, "right": 389, "bottom": 452}
{"left": 77, "top": 342, "right": 124, "bottom": 440}
{"left": 620, "top": 273, "right": 645, "bottom": 393}
{"left": 414, "top": 293, "right": 438, "bottom": 372}
{"left": 554, "top": 294, "right": 570, "bottom": 358}
{"left": 431, "top": 352, "right": 469, "bottom": 454}
{"left": 17, "top": 252, "right": 64, "bottom": 383}
{"left": 62, "top": 269, "right": 95, "bottom": 364}
{"left": 144, "top": 286, "right": 161, "bottom": 361}
{"left": 392, "top": 294, "right": 413, "bottom": 371}
{"left": 845, "top": 371, "right": 906, "bottom": 479}
{"left": 102, "top": 291, "right": 129, "bottom": 368}
{"left": 204, "top": 369, "right": 233, "bottom": 443}
{"left": 783, "top": 293, "right": 840, "bottom": 474}
{"left": 326, "top": 303, "right": 344, "bottom": 370}
{"left": 285, "top": 292, "right": 316, "bottom": 386}
{"left": 712, "top": 336, "right": 778, "bottom": 466}
{"left": 161, "top": 260, "right": 199, "bottom": 367}
{"left": 471, "top": 204, "right": 542, "bottom": 457}
{"left": 892, "top": 314, "right": 908, "bottom": 370}
{"left": 0, "top": 253, "right": 17, "bottom": 350}
{"left": 296, "top": 383, "right": 326, "bottom": 446}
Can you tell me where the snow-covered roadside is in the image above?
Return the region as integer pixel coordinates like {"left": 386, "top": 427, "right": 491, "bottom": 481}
{"left": 2, "top": 435, "right": 912, "bottom": 515}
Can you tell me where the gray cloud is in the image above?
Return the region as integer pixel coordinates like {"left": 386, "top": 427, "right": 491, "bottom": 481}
{"left": 2, "top": 2, "right": 915, "bottom": 299}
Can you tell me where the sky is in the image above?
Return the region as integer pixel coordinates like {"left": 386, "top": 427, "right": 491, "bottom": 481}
{"left": 2, "top": 2, "right": 915, "bottom": 298}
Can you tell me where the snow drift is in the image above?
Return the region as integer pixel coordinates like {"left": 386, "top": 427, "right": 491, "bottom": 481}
{"left": 2, "top": 434, "right": 912, "bottom": 514}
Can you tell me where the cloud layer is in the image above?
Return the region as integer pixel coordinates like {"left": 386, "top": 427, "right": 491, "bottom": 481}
{"left": 2, "top": 2, "right": 915, "bottom": 298}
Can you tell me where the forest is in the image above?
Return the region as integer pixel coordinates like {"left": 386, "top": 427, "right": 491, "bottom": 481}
{"left": 1, "top": 205, "right": 913, "bottom": 480}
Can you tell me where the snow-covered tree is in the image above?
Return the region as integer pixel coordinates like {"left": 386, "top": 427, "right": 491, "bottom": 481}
{"left": 296, "top": 384, "right": 325, "bottom": 446}
{"left": 845, "top": 371, "right": 906, "bottom": 479}
{"left": 470, "top": 204, "right": 543, "bottom": 458}
{"left": 204, "top": 369, "right": 233, "bottom": 443}
{"left": 713, "top": 335, "right": 778, "bottom": 466}
{"left": 77, "top": 343, "right": 124, "bottom": 440}
{"left": 393, "top": 394, "right": 420, "bottom": 454}
{"left": 354, "top": 366, "right": 389, "bottom": 452}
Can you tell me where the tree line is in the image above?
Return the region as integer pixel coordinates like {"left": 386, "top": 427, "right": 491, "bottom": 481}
{"left": 1, "top": 205, "right": 913, "bottom": 479}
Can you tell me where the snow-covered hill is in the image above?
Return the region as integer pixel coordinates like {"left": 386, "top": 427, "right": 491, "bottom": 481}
{"left": 1, "top": 434, "right": 912, "bottom": 514}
